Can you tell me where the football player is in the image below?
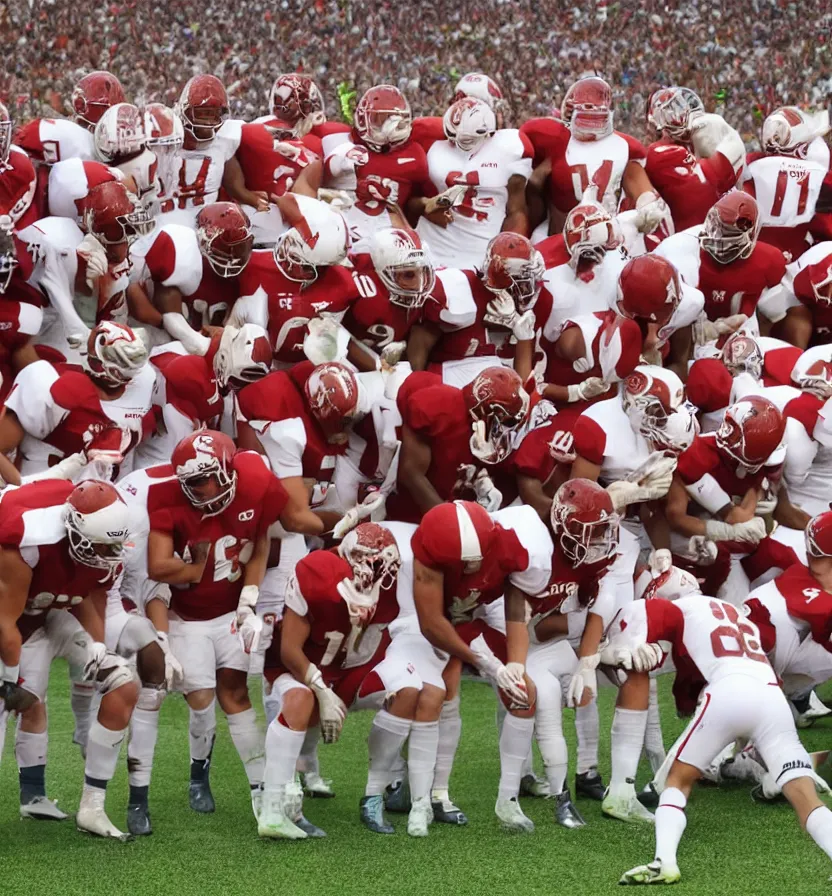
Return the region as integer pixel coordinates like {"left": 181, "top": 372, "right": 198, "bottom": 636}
{"left": 0, "top": 103, "right": 37, "bottom": 227}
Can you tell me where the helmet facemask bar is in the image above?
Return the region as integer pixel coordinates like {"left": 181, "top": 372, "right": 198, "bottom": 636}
{"left": 359, "top": 105, "right": 412, "bottom": 153}
{"left": 558, "top": 512, "right": 620, "bottom": 566}
{"left": 470, "top": 397, "right": 529, "bottom": 464}
{"left": 178, "top": 462, "right": 237, "bottom": 516}
{"left": 380, "top": 254, "right": 435, "bottom": 308}
{"left": 0, "top": 225, "right": 16, "bottom": 294}
{"left": 0, "top": 119, "right": 11, "bottom": 166}
{"left": 699, "top": 209, "right": 757, "bottom": 264}
{"left": 273, "top": 231, "right": 318, "bottom": 284}
{"left": 65, "top": 509, "right": 126, "bottom": 576}
{"left": 652, "top": 88, "right": 704, "bottom": 141}
{"left": 200, "top": 229, "right": 253, "bottom": 278}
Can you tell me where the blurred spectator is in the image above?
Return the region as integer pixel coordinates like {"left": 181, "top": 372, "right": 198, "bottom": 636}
{"left": 1, "top": 0, "right": 830, "bottom": 146}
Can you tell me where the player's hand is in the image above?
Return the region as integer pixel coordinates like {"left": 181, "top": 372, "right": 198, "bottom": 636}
{"left": 0, "top": 680, "right": 39, "bottom": 713}
{"left": 495, "top": 662, "right": 529, "bottom": 705}
{"left": 472, "top": 468, "right": 502, "bottom": 512}
{"left": 234, "top": 613, "right": 264, "bottom": 655}
{"left": 423, "top": 207, "right": 453, "bottom": 228}
{"left": 156, "top": 631, "right": 183, "bottom": 690}
{"left": 77, "top": 233, "right": 109, "bottom": 288}
{"left": 332, "top": 491, "right": 386, "bottom": 540}
{"left": 567, "top": 376, "right": 608, "bottom": 403}
{"left": 380, "top": 340, "right": 407, "bottom": 369}
{"left": 306, "top": 664, "right": 347, "bottom": 743}
{"left": 566, "top": 654, "right": 600, "bottom": 708}
{"left": 249, "top": 190, "right": 270, "bottom": 213}
{"left": 81, "top": 642, "right": 109, "bottom": 682}
{"left": 648, "top": 548, "right": 673, "bottom": 575}
{"left": 631, "top": 643, "right": 664, "bottom": 673}
{"left": 424, "top": 184, "right": 466, "bottom": 215}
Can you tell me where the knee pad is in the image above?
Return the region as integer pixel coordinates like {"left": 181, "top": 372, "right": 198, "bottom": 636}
{"left": 136, "top": 684, "right": 166, "bottom": 712}
{"left": 90, "top": 650, "right": 138, "bottom": 696}
{"left": 118, "top": 615, "right": 159, "bottom": 657}
{"left": 66, "top": 628, "right": 95, "bottom": 674}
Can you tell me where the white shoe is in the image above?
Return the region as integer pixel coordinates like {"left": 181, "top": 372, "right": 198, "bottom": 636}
{"left": 20, "top": 795, "right": 68, "bottom": 821}
{"left": 76, "top": 789, "right": 131, "bottom": 841}
{"left": 495, "top": 797, "right": 535, "bottom": 833}
{"left": 251, "top": 785, "right": 263, "bottom": 821}
{"left": 300, "top": 771, "right": 335, "bottom": 798}
{"left": 702, "top": 743, "right": 735, "bottom": 783}
{"left": 602, "top": 784, "right": 655, "bottom": 825}
{"left": 407, "top": 796, "right": 433, "bottom": 837}
{"left": 257, "top": 784, "right": 308, "bottom": 840}
{"left": 620, "top": 859, "right": 681, "bottom": 885}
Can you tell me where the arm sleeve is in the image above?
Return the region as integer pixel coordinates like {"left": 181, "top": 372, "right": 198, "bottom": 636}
{"left": 571, "top": 415, "right": 607, "bottom": 466}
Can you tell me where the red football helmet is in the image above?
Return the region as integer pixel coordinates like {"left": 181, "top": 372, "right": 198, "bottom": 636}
{"left": 649, "top": 87, "right": 704, "bottom": 141}
{"left": 482, "top": 232, "right": 545, "bottom": 313}
{"left": 721, "top": 333, "right": 763, "bottom": 380}
{"left": 87, "top": 321, "right": 148, "bottom": 387}
{"left": 143, "top": 103, "right": 184, "bottom": 149}
{"left": 622, "top": 365, "right": 688, "bottom": 447}
{"left": 82, "top": 180, "right": 153, "bottom": 247}
{"left": 794, "top": 358, "right": 832, "bottom": 400}
{"left": 463, "top": 367, "right": 530, "bottom": 464}
{"left": 64, "top": 480, "right": 130, "bottom": 573}
{"left": 616, "top": 255, "right": 681, "bottom": 334}
{"left": 0, "top": 102, "right": 12, "bottom": 165}
{"left": 196, "top": 202, "right": 253, "bottom": 277}
{"left": 416, "top": 500, "right": 498, "bottom": 574}
{"left": 716, "top": 395, "right": 786, "bottom": 472}
{"left": 72, "top": 71, "right": 126, "bottom": 130}
{"left": 338, "top": 523, "right": 401, "bottom": 621}
{"left": 354, "top": 85, "right": 412, "bottom": 153}
{"left": 561, "top": 77, "right": 613, "bottom": 142}
{"left": 171, "top": 430, "right": 238, "bottom": 516}
{"left": 304, "top": 362, "right": 361, "bottom": 442}
{"left": 268, "top": 74, "right": 326, "bottom": 136}
{"left": 761, "top": 106, "right": 815, "bottom": 159}
{"left": 550, "top": 478, "right": 619, "bottom": 567}
{"left": 563, "top": 202, "right": 622, "bottom": 269}
{"left": 175, "top": 75, "right": 229, "bottom": 144}
{"left": 369, "top": 227, "right": 435, "bottom": 308}
{"left": 93, "top": 103, "right": 146, "bottom": 163}
{"left": 213, "top": 324, "right": 272, "bottom": 391}
{"left": 0, "top": 219, "right": 15, "bottom": 294}
{"left": 453, "top": 73, "right": 504, "bottom": 111}
{"left": 800, "top": 254, "right": 832, "bottom": 306}
{"left": 700, "top": 192, "right": 760, "bottom": 264}
{"left": 806, "top": 511, "right": 832, "bottom": 559}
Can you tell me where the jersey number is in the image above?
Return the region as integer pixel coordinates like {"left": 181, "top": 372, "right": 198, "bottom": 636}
{"left": 445, "top": 171, "right": 491, "bottom": 221}
{"left": 770, "top": 168, "right": 810, "bottom": 218}
{"left": 708, "top": 600, "right": 767, "bottom": 663}
{"left": 355, "top": 176, "right": 400, "bottom": 216}
{"left": 212, "top": 536, "right": 251, "bottom": 583}
{"left": 320, "top": 624, "right": 386, "bottom": 668}
{"left": 569, "top": 159, "right": 614, "bottom": 204}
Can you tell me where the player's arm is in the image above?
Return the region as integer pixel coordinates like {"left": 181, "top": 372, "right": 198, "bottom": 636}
{"left": 279, "top": 606, "right": 313, "bottom": 681}
{"left": 0, "top": 410, "right": 26, "bottom": 455}
{"left": 664, "top": 325, "right": 693, "bottom": 381}
{"left": 0, "top": 546, "right": 34, "bottom": 671}
{"left": 126, "top": 282, "right": 164, "bottom": 328}
{"left": 405, "top": 321, "right": 440, "bottom": 371}
{"left": 222, "top": 155, "right": 269, "bottom": 211}
{"left": 154, "top": 284, "right": 210, "bottom": 355}
{"left": 501, "top": 174, "right": 530, "bottom": 237}
{"left": 243, "top": 533, "right": 270, "bottom": 588}
{"left": 398, "top": 424, "right": 443, "bottom": 514}
{"left": 533, "top": 611, "right": 569, "bottom": 643}
{"left": 346, "top": 338, "right": 382, "bottom": 373}
{"left": 621, "top": 160, "right": 655, "bottom": 201}
{"left": 773, "top": 485, "right": 811, "bottom": 530}
{"left": 664, "top": 474, "right": 708, "bottom": 537}
{"left": 517, "top": 474, "right": 554, "bottom": 521}
{"left": 291, "top": 159, "right": 323, "bottom": 198}
{"left": 146, "top": 531, "right": 209, "bottom": 585}
{"left": 640, "top": 500, "right": 671, "bottom": 551}
{"left": 413, "top": 560, "right": 482, "bottom": 666}
{"left": 513, "top": 338, "right": 534, "bottom": 383}
{"left": 145, "top": 594, "right": 170, "bottom": 634}
{"left": 525, "top": 158, "right": 551, "bottom": 231}
{"left": 504, "top": 583, "right": 530, "bottom": 666}
{"left": 777, "top": 304, "right": 813, "bottom": 350}
{"left": 74, "top": 586, "right": 108, "bottom": 642}
{"left": 570, "top": 454, "right": 602, "bottom": 482}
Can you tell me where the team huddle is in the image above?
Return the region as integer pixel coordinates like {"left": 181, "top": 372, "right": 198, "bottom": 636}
{"left": 2, "top": 66, "right": 832, "bottom": 885}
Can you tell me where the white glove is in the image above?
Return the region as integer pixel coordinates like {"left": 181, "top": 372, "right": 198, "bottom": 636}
{"left": 635, "top": 190, "right": 669, "bottom": 233}
{"left": 606, "top": 454, "right": 676, "bottom": 510}
{"left": 235, "top": 585, "right": 259, "bottom": 628}
{"left": 566, "top": 653, "right": 600, "bottom": 708}
{"left": 317, "top": 188, "right": 354, "bottom": 210}
{"left": 472, "top": 468, "right": 503, "bottom": 512}
{"left": 469, "top": 418, "right": 497, "bottom": 462}
{"left": 236, "top": 614, "right": 264, "bottom": 655}
{"left": 755, "top": 479, "right": 778, "bottom": 516}
{"left": 495, "top": 662, "right": 530, "bottom": 705}
{"left": 77, "top": 233, "right": 109, "bottom": 289}
{"left": 83, "top": 427, "right": 132, "bottom": 465}
{"left": 380, "top": 340, "right": 407, "bottom": 368}
{"left": 631, "top": 643, "right": 665, "bottom": 673}
{"left": 303, "top": 317, "right": 342, "bottom": 364}
{"left": 648, "top": 548, "right": 673, "bottom": 574}
{"left": 704, "top": 517, "right": 766, "bottom": 544}
{"left": 67, "top": 330, "right": 91, "bottom": 352}
{"left": 157, "top": 632, "right": 184, "bottom": 690}
{"left": 327, "top": 146, "right": 368, "bottom": 178}
{"left": 688, "top": 535, "right": 719, "bottom": 565}
{"left": 333, "top": 491, "right": 387, "bottom": 540}
{"left": 472, "top": 647, "right": 504, "bottom": 682}
{"left": 305, "top": 663, "right": 347, "bottom": 744}
{"left": 692, "top": 312, "right": 748, "bottom": 345}
{"left": 424, "top": 184, "right": 467, "bottom": 214}
{"left": 566, "top": 376, "right": 608, "bottom": 403}
{"left": 20, "top": 451, "right": 87, "bottom": 483}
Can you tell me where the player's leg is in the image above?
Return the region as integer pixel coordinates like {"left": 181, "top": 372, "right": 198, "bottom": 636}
{"left": 407, "top": 683, "right": 443, "bottom": 834}
{"left": 644, "top": 677, "right": 666, "bottom": 773}
{"left": 431, "top": 657, "right": 467, "bottom": 824}
{"left": 602, "top": 670, "right": 654, "bottom": 824}
{"left": 175, "top": 616, "right": 218, "bottom": 813}
{"left": 260, "top": 675, "right": 316, "bottom": 840}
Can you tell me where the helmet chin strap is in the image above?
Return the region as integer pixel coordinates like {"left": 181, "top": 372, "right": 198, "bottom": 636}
{"left": 336, "top": 577, "right": 379, "bottom": 626}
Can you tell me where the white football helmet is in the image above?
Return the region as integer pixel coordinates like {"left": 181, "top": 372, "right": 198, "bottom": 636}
{"left": 369, "top": 227, "right": 435, "bottom": 308}
{"left": 761, "top": 106, "right": 823, "bottom": 159}
{"left": 86, "top": 322, "right": 149, "bottom": 387}
{"left": 337, "top": 523, "right": 401, "bottom": 624}
{"left": 0, "top": 102, "right": 12, "bottom": 166}
{"left": 622, "top": 365, "right": 688, "bottom": 447}
{"left": 443, "top": 97, "right": 496, "bottom": 153}
{"left": 274, "top": 195, "right": 349, "bottom": 284}
{"left": 213, "top": 324, "right": 272, "bottom": 390}
{"left": 64, "top": 480, "right": 130, "bottom": 573}
{"left": 143, "top": 103, "right": 185, "bottom": 149}
{"left": 94, "top": 103, "right": 147, "bottom": 163}
{"left": 453, "top": 73, "right": 504, "bottom": 111}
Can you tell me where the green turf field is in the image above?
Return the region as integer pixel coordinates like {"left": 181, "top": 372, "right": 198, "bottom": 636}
{"left": 2, "top": 664, "right": 831, "bottom": 896}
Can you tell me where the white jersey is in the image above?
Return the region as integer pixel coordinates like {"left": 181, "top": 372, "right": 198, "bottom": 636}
{"left": 574, "top": 397, "right": 652, "bottom": 484}
{"left": 541, "top": 247, "right": 628, "bottom": 341}
{"left": 46, "top": 158, "right": 125, "bottom": 222}
{"left": 489, "top": 504, "right": 555, "bottom": 596}
{"left": 20, "top": 118, "right": 95, "bottom": 164}
{"left": 740, "top": 154, "right": 827, "bottom": 228}
{"left": 417, "top": 130, "right": 532, "bottom": 268}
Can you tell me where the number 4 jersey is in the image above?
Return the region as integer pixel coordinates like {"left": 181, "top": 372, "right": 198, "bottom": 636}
{"left": 147, "top": 451, "right": 288, "bottom": 620}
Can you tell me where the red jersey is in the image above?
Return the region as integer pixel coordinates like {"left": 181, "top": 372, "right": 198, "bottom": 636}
{"left": 676, "top": 432, "right": 780, "bottom": 501}
{"left": 148, "top": 452, "right": 287, "bottom": 620}
{"left": 236, "top": 123, "right": 320, "bottom": 197}
{"left": 0, "top": 147, "right": 38, "bottom": 227}
{"left": 0, "top": 299, "right": 43, "bottom": 400}
{"left": 645, "top": 140, "right": 738, "bottom": 231}
{"left": 410, "top": 117, "right": 446, "bottom": 154}
{"left": 530, "top": 548, "right": 615, "bottom": 627}
{"left": 150, "top": 348, "right": 223, "bottom": 428}
{"left": 773, "top": 564, "right": 832, "bottom": 650}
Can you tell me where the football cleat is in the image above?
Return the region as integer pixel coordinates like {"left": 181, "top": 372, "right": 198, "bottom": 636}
{"left": 258, "top": 783, "right": 308, "bottom": 840}
{"left": 495, "top": 797, "right": 535, "bottom": 833}
{"left": 576, "top": 769, "right": 606, "bottom": 801}
{"left": 520, "top": 773, "right": 551, "bottom": 798}
{"left": 360, "top": 794, "right": 395, "bottom": 834}
{"left": 20, "top": 795, "right": 69, "bottom": 821}
{"left": 76, "top": 790, "right": 132, "bottom": 841}
{"left": 189, "top": 780, "right": 215, "bottom": 814}
{"left": 407, "top": 796, "right": 433, "bottom": 837}
{"left": 301, "top": 771, "right": 336, "bottom": 798}
{"left": 619, "top": 860, "right": 681, "bottom": 885}
{"left": 431, "top": 792, "right": 468, "bottom": 825}
{"left": 637, "top": 783, "right": 660, "bottom": 810}
{"left": 385, "top": 778, "right": 412, "bottom": 813}
{"left": 126, "top": 802, "right": 152, "bottom": 836}
{"left": 251, "top": 784, "right": 263, "bottom": 820}
{"left": 293, "top": 815, "right": 327, "bottom": 838}
{"left": 602, "top": 783, "right": 656, "bottom": 825}
{"left": 793, "top": 691, "right": 832, "bottom": 729}
{"left": 554, "top": 789, "right": 586, "bottom": 829}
